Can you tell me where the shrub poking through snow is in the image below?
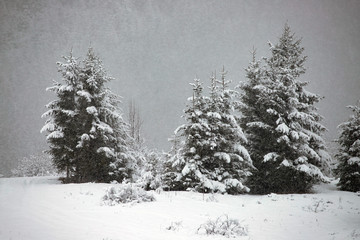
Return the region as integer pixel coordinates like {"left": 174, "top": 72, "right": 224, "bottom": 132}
{"left": 197, "top": 215, "right": 247, "bottom": 238}
{"left": 166, "top": 221, "right": 183, "bottom": 231}
{"left": 102, "top": 183, "right": 155, "bottom": 206}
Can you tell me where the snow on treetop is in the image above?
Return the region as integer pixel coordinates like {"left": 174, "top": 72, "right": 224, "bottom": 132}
{"left": 299, "top": 144, "right": 320, "bottom": 162}
{"left": 77, "top": 90, "right": 92, "bottom": 102}
{"left": 45, "top": 100, "right": 59, "bottom": 109}
{"left": 296, "top": 164, "right": 329, "bottom": 181}
{"left": 194, "top": 110, "right": 202, "bottom": 116}
{"left": 203, "top": 179, "right": 226, "bottom": 193}
{"left": 61, "top": 110, "right": 76, "bottom": 117}
{"left": 276, "top": 123, "right": 290, "bottom": 134}
{"left": 41, "top": 109, "right": 56, "bottom": 119}
{"left": 81, "top": 133, "right": 90, "bottom": 141}
{"left": 97, "top": 147, "right": 115, "bottom": 158}
{"left": 280, "top": 159, "right": 290, "bottom": 167}
{"left": 46, "top": 130, "right": 64, "bottom": 140}
{"left": 266, "top": 108, "right": 278, "bottom": 115}
{"left": 290, "top": 130, "right": 299, "bottom": 140}
{"left": 45, "top": 85, "right": 59, "bottom": 92}
{"left": 295, "top": 156, "right": 308, "bottom": 164}
{"left": 263, "top": 152, "right": 279, "bottom": 163}
{"left": 59, "top": 85, "right": 74, "bottom": 92}
{"left": 207, "top": 112, "right": 221, "bottom": 119}
{"left": 181, "top": 164, "right": 191, "bottom": 176}
{"left": 40, "top": 122, "right": 55, "bottom": 133}
{"left": 86, "top": 106, "right": 98, "bottom": 115}
{"left": 246, "top": 121, "right": 272, "bottom": 129}
{"left": 350, "top": 139, "right": 360, "bottom": 151}
{"left": 174, "top": 124, "right": 186, "bottom": 135}
{"left": 96, "top": 122, "right": 114, "bottom": 134}
{"left": 347, "top": 157, "right": 360, "bottom": 166}
{"left": 214, "top": 152, "right": 231, "bottom": 163}
{"left": 234, "top": 144, "right": 251, "bottom": 162}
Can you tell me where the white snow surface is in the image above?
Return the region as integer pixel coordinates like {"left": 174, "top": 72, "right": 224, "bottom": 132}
{"left": 1, "top": 177, "right": 360, "bottom": 240}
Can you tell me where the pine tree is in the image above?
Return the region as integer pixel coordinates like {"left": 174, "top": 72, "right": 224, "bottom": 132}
{"left": 242, "top": 24, "right": 330, "bottom": 193}
{"left": 162, "top": 133, "right": 185, "bottom": 191}
{"left": 205, "top": 68, "right": 253, "bottom": 193}
{"left": 168, "top": 73, "right": 253, "bottom": 194}
{"left": 173, "top": 77, "right": 211, "bottom": 191}
{"left": 237, "top": 49, "right": 268, "bottom": 164}
{"left": 336, "top": 102, "right": 360, "bottom": 192}
{"left": 42, "top": 48, "right": 130, "bottom": 183}
{"left": 75, "top": 48, "right": 130, "bottom": 182}
{"left": 41, "top": 52, "right": 81, "bottom": 180}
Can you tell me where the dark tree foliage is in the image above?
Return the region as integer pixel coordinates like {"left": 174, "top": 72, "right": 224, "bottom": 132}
{"left": 166, "top": 73, "right": 253, "bottom": 194}
{"left": 336, "top": 103, "right": 360, "bottom": 192}
{"left": 238, "top": 24, "right": 330, "bottom": 194}
{"left": 42, "top": 49, "right": 130, "bottom": 183}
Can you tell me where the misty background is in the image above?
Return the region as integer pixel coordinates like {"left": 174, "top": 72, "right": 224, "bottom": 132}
{"left": 1, "top": 0, "right": 359, "bottom": 176}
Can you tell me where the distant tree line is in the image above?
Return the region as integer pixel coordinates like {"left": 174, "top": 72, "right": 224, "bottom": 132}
{"left": 40, "top": 24, "right": 359, "bottom": 193}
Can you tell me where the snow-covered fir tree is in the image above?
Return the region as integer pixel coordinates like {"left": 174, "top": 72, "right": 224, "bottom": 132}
{"left": 241, "top": 24, "right": 330, "bottom": 193}
{"left": 206, "top": 68, "right": 253, "bottom": 193}
{"left": 236, "top": 50, "right": 268, "bottom": 164}
{"left": 167, "top": 73, "right": 253, "bottom": 194}
{"left": 74, "top": 48, "right": 131, "bottom": 182}
{"left": 336, "top": 102, "right": 360, "bottom": 192}
{"left": 42, "top": 48, "right": 131, "bottom": 183}
{"left": 134, "top": 148, "right": 164, "bottom": 190}
{"left": 162, "top": 133, "right": 185, "bottom": 190}
{"left": 41, "top": 52, "right": 81, "bottom": 180}
{"left": 171, "top": 77, "right": 211, "bottom": 191}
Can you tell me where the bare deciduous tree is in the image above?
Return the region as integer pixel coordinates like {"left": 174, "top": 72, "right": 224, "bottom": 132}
{"left": 128, "top": 99, "right": 143, "bottom": 145}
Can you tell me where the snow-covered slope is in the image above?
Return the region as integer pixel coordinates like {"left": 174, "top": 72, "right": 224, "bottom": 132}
{"left": 0, "top": 177, "right": 359, "bottom": 240}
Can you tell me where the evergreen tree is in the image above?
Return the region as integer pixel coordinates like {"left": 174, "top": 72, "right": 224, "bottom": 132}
{"left": 168, "top": 73, "right": 253, "bottom": 194}
{"left": 162, "top": 133, "right": 185, "bottom": 191}
{"left": 74, "top": 48, "right": 130, "bottom": 182}
{"left": 173, "top": 77, "right": 211, "bottom": 191}
{"left": 336, "top": 102, "right": 360, "bottom": 192}
{"left": 42, "top": 48, "right": 130, "bottom": 183}
{"left": 241, "top": 24, "right": 330, "bottom": 193}
{"left": 41, "top": 53, "right": 81, "bottom": 180}
{"left": 205, "top": 68, "right": 253, "bottom": 193}
{"left": 237, "top": 49, "right": 268, "bottom": 164}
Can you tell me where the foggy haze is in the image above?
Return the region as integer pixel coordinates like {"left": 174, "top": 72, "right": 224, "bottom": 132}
{"left": 1, "top": 0, "right": 359, "bottom": 175}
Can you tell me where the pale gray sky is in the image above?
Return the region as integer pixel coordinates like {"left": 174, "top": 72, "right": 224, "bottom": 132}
{"left": 1, "top": 0, "right": 359, "bottom": 175}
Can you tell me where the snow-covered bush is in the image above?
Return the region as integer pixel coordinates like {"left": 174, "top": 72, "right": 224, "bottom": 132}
{"left": 134, "top": 149, "right": 164, "bottom": 190}
{"left": 11, "top": 154, "right": 58, "bottom": 177}
{"left": 102, "top": 182, "right": 155, "bottom": 206}
{"left": 197, "top": 215, "right": 247, "bottom": 238}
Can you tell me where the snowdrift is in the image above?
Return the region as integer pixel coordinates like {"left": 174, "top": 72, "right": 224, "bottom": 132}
{"left": 0, "top": 177, "right": 359, "bottom": 240}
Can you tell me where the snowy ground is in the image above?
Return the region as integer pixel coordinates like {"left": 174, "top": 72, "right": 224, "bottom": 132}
{"left": 0, "top": 177, "right": 359, "bottom": 240}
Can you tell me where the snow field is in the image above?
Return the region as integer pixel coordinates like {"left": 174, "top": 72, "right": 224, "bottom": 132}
{"left": 0, "top": 177, "right": 359, "bottom": 240}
